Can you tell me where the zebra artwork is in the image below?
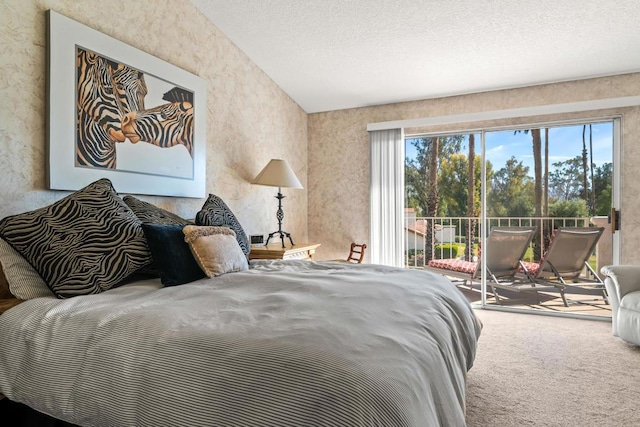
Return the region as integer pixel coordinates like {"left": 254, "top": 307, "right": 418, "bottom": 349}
{"left": 76, "top": 48, "right": 147, "bottom": 169}
{"left": 120, "top": 88, "right": 195, "bottom": 157}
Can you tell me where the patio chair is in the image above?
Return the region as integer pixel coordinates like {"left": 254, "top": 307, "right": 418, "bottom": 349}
{"left": 424, "top": 226, "right": 547, "bottom": 303}
{"left": 519, "top": 227, "right": 607, "bottom": 307}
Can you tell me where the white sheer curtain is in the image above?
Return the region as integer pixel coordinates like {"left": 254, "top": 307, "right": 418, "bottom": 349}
{"left": 369, "top": 129, "right": 405, "bottom": 267}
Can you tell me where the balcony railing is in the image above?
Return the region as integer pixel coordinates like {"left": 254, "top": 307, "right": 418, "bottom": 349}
{"left": 405, "top": 216, "right": 593, "bottom": 268}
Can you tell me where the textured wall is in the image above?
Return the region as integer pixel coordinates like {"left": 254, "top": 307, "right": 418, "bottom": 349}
{"left": 0, "top": 0, "right": 308, "bottom": 242}
{"left": 308, "top": 74, "right": 640, "bottom": 264}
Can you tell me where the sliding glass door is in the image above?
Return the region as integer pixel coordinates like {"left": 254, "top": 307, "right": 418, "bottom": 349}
{"left": 404, "top": 118, "right": 619, "bottom": 319}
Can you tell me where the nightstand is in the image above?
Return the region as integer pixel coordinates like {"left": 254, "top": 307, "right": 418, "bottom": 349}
{"left": 249, "top": 242, "right": 320, "bottom": 261}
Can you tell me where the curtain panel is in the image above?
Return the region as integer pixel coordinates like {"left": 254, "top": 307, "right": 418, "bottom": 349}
{"left": 369, "top": 129, "right": 404, "bottom": 267}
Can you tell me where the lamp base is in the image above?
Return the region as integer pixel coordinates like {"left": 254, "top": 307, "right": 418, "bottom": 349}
{"left": 265, "top": 230, "right": 294, "bottom": 249}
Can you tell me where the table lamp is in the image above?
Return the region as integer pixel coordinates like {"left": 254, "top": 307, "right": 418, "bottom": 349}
{"left": 253, "top": 159, "right": 303, "bottom": 248}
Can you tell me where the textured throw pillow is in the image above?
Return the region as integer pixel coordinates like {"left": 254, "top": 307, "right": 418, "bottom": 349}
{"left": 195, "top": 195, "right": 250, "bottom": 256}
{"left": 141, "top": 224, "right": 206, "bottom": 286}
{"left": 0, "top": 238, "right": 52, "bottom": 299}
{"left": 0, "top": 179, "right": 153, "bottom": 299}
{"left": 183, "top": 225, "right": 248, "bottom": 277}
{"left": 123, "top": 195, "right": 192, "bottom": 225}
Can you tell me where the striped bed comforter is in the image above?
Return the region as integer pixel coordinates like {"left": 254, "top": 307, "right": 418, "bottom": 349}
{"left": 0, "top": 260, "right": 481, "bottom": 426}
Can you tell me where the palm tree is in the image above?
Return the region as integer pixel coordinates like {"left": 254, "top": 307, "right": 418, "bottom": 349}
{"left": 425, "top": 136, "right": 440, "bottom": 262}
{"left": 465, "top": 134, "right": 477, "bottom": 262}
{"left": 589, "top": 124, "right": 595, "bottom": 214}
{"left": 531, "top": 129, "right": 543, "bottom": 260}
{"left": 543, "top": 128, "right": 551, "bottom": 251}
{"left": 544, "top": 128, "right": 549, "bottom": 216}
{"left": 513, "top": 128, "right": 543, "bottom": 259}
{"left": 582, "top": 125, "right": 589, "bottom": 206}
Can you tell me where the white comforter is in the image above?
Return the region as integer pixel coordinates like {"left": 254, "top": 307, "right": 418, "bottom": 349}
{"left": 0, "top": 260, "right": 481, "bottom": 427}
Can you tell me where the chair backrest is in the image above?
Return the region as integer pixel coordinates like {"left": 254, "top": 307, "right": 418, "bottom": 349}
{"left": 346, "top": 243, "right": 367, "bottom": 263}
{"left": 475, "top": 226, "right": 537, "bottom": 279}
{"left": 535, "top": 227, "right": 604, "bottom": 280}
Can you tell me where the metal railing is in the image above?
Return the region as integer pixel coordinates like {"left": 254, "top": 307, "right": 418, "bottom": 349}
{"left": 404, "top": 216, "right": 592, "bottom": 268}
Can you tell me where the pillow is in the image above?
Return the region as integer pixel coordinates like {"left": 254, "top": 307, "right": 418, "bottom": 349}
{"left": 141, "top": 224, "right": 206, "bottom": 286}
{"left": 183, "top": 225, "right": 248, "bottom": 277}
{"left": 0, "top": 238, "right": 52, "bottom": 299}
{"left": 0, "top": 178, "right": 153, "bottom": 299}
{"left": 123, "top": 195, "right": 192, "bottom": 278}
{"left": 195, "top": 195, "right": 250, "bottom": 256}
{"left": 123, "top": 195, "right": 191, "bottom": 225}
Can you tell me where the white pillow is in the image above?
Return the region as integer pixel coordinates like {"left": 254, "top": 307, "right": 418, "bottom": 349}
{"left": 0, "top": 238, "right": 52, "bottom": 299}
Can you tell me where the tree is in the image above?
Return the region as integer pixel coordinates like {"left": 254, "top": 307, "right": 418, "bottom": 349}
{"left": 588, "top": 124, "right": 596, "bottom": 214}
{"left": 438, "top": 153, "right": 469, "bottom": 216}
{"left": 466, "top": 134, "right": 477, "bottom": 261}
{"left": 593, "top": 162, "right": 612, "bottom": 216}
{"left": 543, "top": 128, "right": 551, "bottom": 252}
{"left": 487, "top": 157, "right": 535, "bottom": 217}
{"left": 514, "top": 129, "right": 543, "bottom": 258}
{"left": 405, "top": 136, "right": 464, "bottom": 216}
{"left": 548, "top": 156, "right": 584, "bottom": 201}
{"left": 581, "top": 125, "right": 590, "bottom": 208}
{"left": 405, "top": 136, "right": 463, "bottom": 261}
{"left": 544, "top": 128, "right": 549, "bottom": 216}
{"left": 549, "top": 199, "right": 589, "bottom": 218}
{"left": 530, "top": 129, "right": 543, "bottom": 259}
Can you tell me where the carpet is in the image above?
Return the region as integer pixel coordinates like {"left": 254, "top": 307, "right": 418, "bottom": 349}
{"left": 465, "top": 308, "right": 640, "bottom": 427}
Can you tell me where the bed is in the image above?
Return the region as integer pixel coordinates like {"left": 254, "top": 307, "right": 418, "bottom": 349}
{"left": 0, "top": 179, "right": 481, "bottom": 426}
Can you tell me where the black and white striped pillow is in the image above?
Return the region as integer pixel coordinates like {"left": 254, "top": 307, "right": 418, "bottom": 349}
{"left": 123, "top": 195, "right": 191, "bottom": 226}
{"left": 195, "top": 195, "right": 250, "bottom": 256}
{"left": 0, "top": 179, "right": 152, "bottom": 298}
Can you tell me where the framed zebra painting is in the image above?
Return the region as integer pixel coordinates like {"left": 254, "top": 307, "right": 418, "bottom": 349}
{"left": 47, "top": 10, "right": 207, "bottom": 198}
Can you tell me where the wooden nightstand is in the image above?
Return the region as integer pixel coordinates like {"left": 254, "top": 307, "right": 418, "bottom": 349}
{"left": 249, "top": 242, "right": 321, "bottom": 261}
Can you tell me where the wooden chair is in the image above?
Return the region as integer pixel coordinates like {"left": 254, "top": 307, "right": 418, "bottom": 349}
{"left": 345, "top": 243, "right": 367, "bottom": 263}
{"left": 331, "top": 243, "right": 367, "bottom": 263}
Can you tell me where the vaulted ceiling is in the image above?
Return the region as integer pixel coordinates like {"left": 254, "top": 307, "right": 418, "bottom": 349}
{"left": 190, "top": 0, "right": 640, "bottom": 113}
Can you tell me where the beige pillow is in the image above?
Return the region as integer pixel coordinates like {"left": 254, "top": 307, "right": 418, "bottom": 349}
{"left": 183, "top": 225, "right": 248, "bottom": 277}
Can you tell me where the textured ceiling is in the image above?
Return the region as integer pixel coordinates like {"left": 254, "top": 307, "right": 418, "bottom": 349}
{"left": 189, "top": 0, "right": 640, "bottom": 113}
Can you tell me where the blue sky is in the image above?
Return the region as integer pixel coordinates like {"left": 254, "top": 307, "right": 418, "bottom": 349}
{"left": 406, "top": 121, "right": 613, "bottom": 176}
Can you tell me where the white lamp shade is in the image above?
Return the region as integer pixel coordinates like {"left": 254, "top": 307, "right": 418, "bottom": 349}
{"left": 253, "top": 159, "right": 303, "bottom": 189}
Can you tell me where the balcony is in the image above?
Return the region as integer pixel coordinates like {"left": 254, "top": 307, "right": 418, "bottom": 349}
{"left": 406, "top": 215, "right": 612, "bottom": 316}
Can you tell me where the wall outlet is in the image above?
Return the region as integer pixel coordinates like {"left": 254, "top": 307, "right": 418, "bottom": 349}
{"left": 250, "top": 234, "right": 264, "bottom": 246}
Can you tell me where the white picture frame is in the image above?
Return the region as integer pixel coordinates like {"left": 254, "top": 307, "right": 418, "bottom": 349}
{"left": 47, "top": 10, "right": 207, "bottom": 198}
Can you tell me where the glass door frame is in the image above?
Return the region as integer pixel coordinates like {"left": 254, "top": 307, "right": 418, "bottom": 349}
{"left": 477, "top": 116, "right": 621, "bottom": 320}
{"left": 406, "top": 115, "right": 622, "bottom": 320}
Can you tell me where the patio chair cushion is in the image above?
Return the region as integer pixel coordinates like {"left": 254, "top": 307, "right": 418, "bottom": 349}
{"left": 520, "top": 260, "right": 541, "bottom": 276}
{"left": 517, "top": 229, "right": 559, "bottom": 277}
{"left": 428, "top": 258, "right": 477, "bottom": 274}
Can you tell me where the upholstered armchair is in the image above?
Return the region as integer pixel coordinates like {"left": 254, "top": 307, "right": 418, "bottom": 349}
{"left": 601, "top": 265, "right": 640, "bottom": 346}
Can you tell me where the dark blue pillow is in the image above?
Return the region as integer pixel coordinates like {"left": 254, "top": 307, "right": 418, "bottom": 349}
{"left": 141, "top": 224, "right": 205, "bottom": 287}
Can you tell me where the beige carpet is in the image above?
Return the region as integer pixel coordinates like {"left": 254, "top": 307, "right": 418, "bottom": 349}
{"left": 465, "top": 309, "right": 640, "bottom": 427}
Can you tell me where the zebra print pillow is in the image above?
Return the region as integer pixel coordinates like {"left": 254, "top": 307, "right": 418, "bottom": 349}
{"left": 195, "top": 195, "right": 250, "bottom": 256}
{"left": 123, "top": 195, "right": 192, "bottom": 225}
{"left": 0, "top": 179, "right": 153, "bottom": 299}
